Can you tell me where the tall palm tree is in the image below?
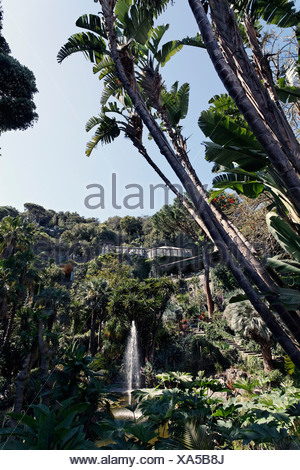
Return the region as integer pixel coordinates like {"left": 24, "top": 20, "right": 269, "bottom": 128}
{"left": 224, "top": 300, "right": 274, "bottom": 372}
{"left": 0, "top": 217, "right": 40, "bottom": 348}
{"left": 58, "top": 1, "right": 300, "bottom": 366}
{"left": 77, "top": 277, "right": 110, "bottom": 356}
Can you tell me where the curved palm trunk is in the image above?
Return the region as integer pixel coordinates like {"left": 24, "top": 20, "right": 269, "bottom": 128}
{"left": 188, "top": 0, "right": 300, "bottom": 214}
{"left": 99, "top": 0, "right": 300, "bottom": 368}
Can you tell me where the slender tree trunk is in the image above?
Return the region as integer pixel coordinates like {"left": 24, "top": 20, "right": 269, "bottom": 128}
{"left": 202, "top": 236, "right": 214, "bottom": 321}
{"left": 2, "top": 300, "right": 18, "bottom": 349}
{"left": 89, "top": 309, "right": 96, "bottom": 356}
{"left": 98, "top": 320, "right": 102, "bottom": 351}
{"left": 12, "top": 344, "right": 38, "bottom": 415}
{"left": 260, "top": 340, "right": 274, "bottom": 373}
{"left": 149, "top": 311, "right": 164, "bottom": 363}
{"left": 37, "top": 320, "right": 52, "bottom": 405}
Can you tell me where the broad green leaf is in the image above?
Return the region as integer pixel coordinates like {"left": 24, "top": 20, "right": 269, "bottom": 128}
{"left": 229, "top": 294, "right": 249, "bottom": 303}
{"left": 199, "top": 110, "right": 262, "bottom": 150}
{"left": 272, "top": 287, "right": 300, "bottom": 310}
{"left": 231, "top": 0, "right": 300, "bottom": 28}
{"left": 115, "top": 0, "right": 132, "bottom": 24}
{"left": 266, "top": 212, "right": 300, "bottom": 262}
{"left": 92, "top": 56, "right": 115, "bottom": 78}
{"left": 126, "top": 422, "right": 157, "bottom": 444}
{"left": 148, "top": 24, "right": 170, "bottom": 55}
{"left": 266, "top": 256, "right": 300, "bottom": 276}
{"left": 179, "top": 34, "right": 205, "bottom": 49}
{"left": 275, "top": 85, "right": 300, "bottom": 103}
{"left": 123, "top": 6, "right": 153, "bottom": 45}
{"left": 212, "top": 174, "right": 265, "bottom": 198}
{"left": 155, "top": 40, "right": 183, "bottom": 66}
{"left": 85, "top": 115, "right": 121, "bottom": 156}
{"left": 204, "top": 141, "right": 267, "bottom": 172}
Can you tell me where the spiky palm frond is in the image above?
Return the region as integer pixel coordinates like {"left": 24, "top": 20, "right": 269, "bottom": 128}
{"left": 161, "top": 81, "right": 190, "bottom": 126}
{"left": 134, "top": 0, "right": 173, "bottom": 18}
{"left": 75, "top": 14, "right": 107, "bottom": 38}
{"left": 139, "top": 61, "right": 163, "bottom": 108}
{"left": 85, "top": 115, "right": 121, "bottom": 157}
{"left": 147, "top": 24, "right": 170, "bottom": 55}
{"left": 123, "top": 4, "right": 154, "bottom": 45}
{"left": 230, "top": 0, "right": 300, "bottom": 27}
{"left": 57, "top": 32, "right": 108, "bottom": 64}
{"left": 92, "top": 56, "right": 115, "bottom": 78}
{"left": 224, "top": 300, "right": 272, "bottom": 342}
{"left": 101, "top": 73, "right": 124, "bottom": 105}
{"left": 178, "top": 420, "right": 215, "bottom": 450}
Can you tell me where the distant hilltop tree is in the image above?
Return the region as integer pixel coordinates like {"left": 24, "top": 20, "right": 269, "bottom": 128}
{"left": 0, "top": 1, "right": 38, "bottom": 133}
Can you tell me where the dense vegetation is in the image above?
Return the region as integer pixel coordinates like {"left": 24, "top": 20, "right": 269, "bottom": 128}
{"left": 0, "top": 199, "right": 299, "bottom": 450}
{"left": 0, "top": 2, "right": 38, "bottom": 134}
{"left": 1, "top": 0, "right": 300, "bottom": 451}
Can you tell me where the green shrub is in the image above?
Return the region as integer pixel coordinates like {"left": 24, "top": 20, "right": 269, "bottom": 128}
{"left": 183, "top": 335, "right": 230, "bottom": 375}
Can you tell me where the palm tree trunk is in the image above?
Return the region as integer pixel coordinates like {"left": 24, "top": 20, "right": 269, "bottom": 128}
{"left": 38, "top": 320, "right": 52, "bottom": 405}
{"left": 260, "top": 340, "right": 274, "bottom": 373}
{"left": 98, "top": 320, "right": 102, "bottom": 351}
{"left": 12, "top": 344, "right": 38, "bottom": 415}
{"left": 2, "top": 300, "right": 18, "bottom": 348}
{"left": 188, "top": 0, "right": 300, "bottom": 213}
{"left": 202, "top": 236, "right": 214, "bottom": 321}
{"left": 89, "top": 309, "right": 96, "bottom": 356}
{"left": 149, "top": 310, "right": 164, "bottom": 363}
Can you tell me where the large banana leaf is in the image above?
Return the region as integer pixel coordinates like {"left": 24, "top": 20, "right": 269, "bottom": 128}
{"left": 271, "top": 287, "right": 300, "bottom": 310}
{"left": 204, "top": 141, "right": 267, "bottom": 172}
{"left": 154, "top": 40, "right": 183, "bottom": 66}
{"left": 199, "top": 110, "right": 262, "bottom": 151}
{"left": 92, "top": 56, "right": 115, "bottom": 78}
{"left": 266, "top": 255, "right": 300, "bottom": 275}
{"left": 100, "top": 73, "right": 124, "bottom": 106}
{"left": 123, "top": 5, "right": 153, "bottom": 45}
{"left": 266, "top": 212, "right": 300, "bottom": 262}
{"left": 115, "top": 0, "right": 132, "bottom": 24}
{"left": 212, "top": 172, "right": 265, "bottom": 198}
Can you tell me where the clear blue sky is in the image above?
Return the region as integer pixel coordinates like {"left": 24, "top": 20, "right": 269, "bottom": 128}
{"left": 0, "top": 0, "right": 229, "bottom": 221}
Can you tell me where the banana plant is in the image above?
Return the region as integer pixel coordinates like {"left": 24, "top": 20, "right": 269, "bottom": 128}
{"left": 58, "top": 5, "right": 204, "bottom": 157}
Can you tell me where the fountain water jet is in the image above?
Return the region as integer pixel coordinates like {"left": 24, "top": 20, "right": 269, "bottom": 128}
{"left": 124, "top": 321, "right": 140, "bottom": 404}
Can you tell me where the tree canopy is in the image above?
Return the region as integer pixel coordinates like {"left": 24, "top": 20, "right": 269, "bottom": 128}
{"left": 0, "top": 1, "right": 38, "bottom": 133}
